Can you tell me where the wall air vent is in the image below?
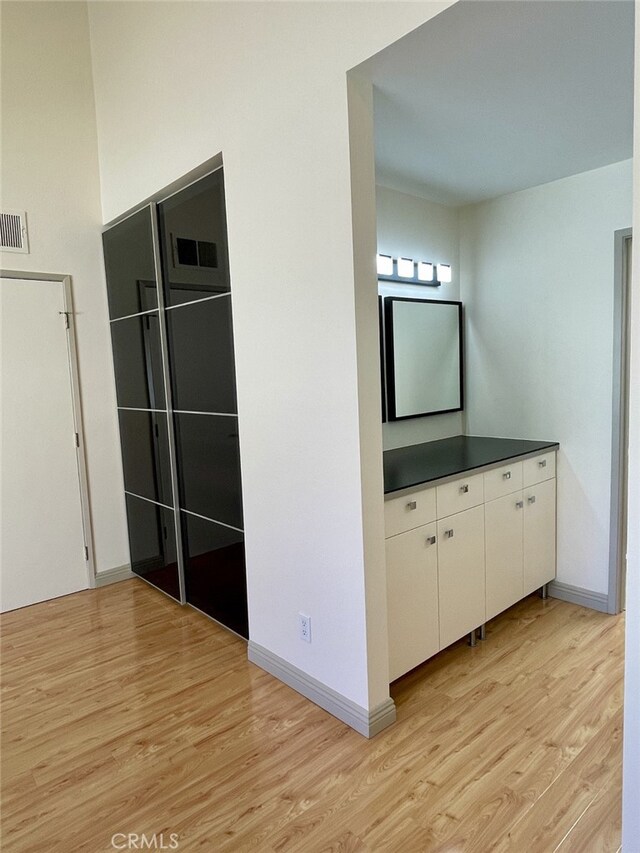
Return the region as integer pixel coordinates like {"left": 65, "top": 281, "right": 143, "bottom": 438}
{"left": 0, "top": 210, "right": 29, "bottom": 253}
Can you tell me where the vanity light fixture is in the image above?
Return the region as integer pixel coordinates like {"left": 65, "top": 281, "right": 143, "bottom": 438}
{"left": 437, "top": 263, "right": 452, "bottom": 283}
{"left": 376, "top": 253, "right": 450, "bottom": 286}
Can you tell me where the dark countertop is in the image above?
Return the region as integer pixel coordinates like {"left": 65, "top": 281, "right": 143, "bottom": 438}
{"left": 383, "top": 435, "right": 559, "bottom": 495}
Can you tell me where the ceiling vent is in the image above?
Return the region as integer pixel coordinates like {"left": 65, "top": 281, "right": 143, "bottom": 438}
{"left": 0, "top": 210, "right": 29, "bottom": 253}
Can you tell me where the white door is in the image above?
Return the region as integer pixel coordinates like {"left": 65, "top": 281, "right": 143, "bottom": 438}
{"left": 1, "top": 277, "right": 88, "bottom": 611}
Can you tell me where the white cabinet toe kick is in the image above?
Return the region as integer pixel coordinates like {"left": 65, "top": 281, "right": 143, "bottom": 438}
{"left": 384, "top": 450, "right": 557, "bottom": 682}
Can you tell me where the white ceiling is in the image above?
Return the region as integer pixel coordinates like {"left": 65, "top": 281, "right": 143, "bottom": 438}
{"left": 369, "top": 0, "right": 634, "bottom": 206}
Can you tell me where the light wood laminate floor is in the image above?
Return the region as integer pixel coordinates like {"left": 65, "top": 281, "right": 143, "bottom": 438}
{"left": 1, "top": 580, "right": 623, "bottom": 852}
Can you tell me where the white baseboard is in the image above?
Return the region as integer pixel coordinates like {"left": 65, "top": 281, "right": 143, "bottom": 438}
{"left": 247, "top": 641, "right": 396, "bottom": 738}
{"left": 548, "top": 580, "right": 609, "bottom": 613}
{"left": 95, "top": 564, "right": 135, "bottom": 587}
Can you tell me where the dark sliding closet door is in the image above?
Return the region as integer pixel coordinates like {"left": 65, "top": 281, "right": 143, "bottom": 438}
{"left": 103, "top": 168, "right": 247, "bottom": 637}
{"left": 103, "top": 207, "right": 181, "bottom": 601}
{"left": 159, "top": 170, "right": 247, "bottom": 638}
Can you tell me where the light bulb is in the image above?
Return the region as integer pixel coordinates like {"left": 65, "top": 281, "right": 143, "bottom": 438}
{"left": 417, "top": 262, "right": 434, "bottom": 282}
{"left": 376, "top": 254, "right": 393, "bottom": 276}
{"left": 397, "top": 257, "right": 414, "bottom": 278}
{"left": 437, "top": 263, "right": 452, "bottom": 283}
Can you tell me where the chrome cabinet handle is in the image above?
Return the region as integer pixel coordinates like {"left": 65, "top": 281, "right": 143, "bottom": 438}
{"left": 515, "top": 500, "right": 524, "bottom": 509}
{"left": 445, "top": 529, "right": 454, "bottom": 538}
{"left": 426, "top": 535, "right": 436, "bottom": 545}
{"left": 539, "top": 460, "right": 547, "bottom": 468}
{"left": 503, "top": 471, "right": 511, "bottom": 480}
{"left": 528, "top": 495, "right": 536, "bottom": 504}
{"left": 460, "top": 485, "right": 469, "bottom": 494}
{"left": 407, "top": 500, "right": 417, "bottom": 511}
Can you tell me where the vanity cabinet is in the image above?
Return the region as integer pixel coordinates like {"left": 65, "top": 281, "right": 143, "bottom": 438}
{"left": 384, "top": 441, "right": 557, "bottom": 682}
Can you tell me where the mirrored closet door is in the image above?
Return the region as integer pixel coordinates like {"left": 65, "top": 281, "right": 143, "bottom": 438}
{"left": 102, "top": 169, "right": 247, "bottom": 637}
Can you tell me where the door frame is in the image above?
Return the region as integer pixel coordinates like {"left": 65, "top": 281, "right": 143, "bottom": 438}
{"left": 608, "top": 229, "right": 632, "bottom": 614}
{"left": 1, "top": 269, "right": 96, "bottom": 589}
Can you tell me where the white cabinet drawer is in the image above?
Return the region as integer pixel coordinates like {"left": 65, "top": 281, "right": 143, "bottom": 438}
{"left": 436, "top": 472, "right": 484, "bottom": 519}
{"left": 523, "top": 451, "right": 556, "bottom": 487}
{"left": 384, "top": 486, "right": 436, "bottom": 538}
{"left": 484, "top": 461, "right": 523, "bottom": 502}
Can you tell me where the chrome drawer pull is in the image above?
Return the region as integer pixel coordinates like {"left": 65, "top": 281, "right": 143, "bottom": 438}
{"left": 528, "top": 495, "right": 536, "bottom": 504}
{"left": 460, "top": 484, "right": 469, "bottom": 494}
{"left": 515, "top": 500, "right": 524, "bottom": 509}
{"left": 426, "top": 535, "right": 436, "bottom": 546}
{"left": 445, "top": 529, "right": 454, "bottom": 538}
{"left": 503, "top": 471, "right": 511, "bottom": 480}
{"left": 539, "top": 460, "right": 547, "bottom": 468}
{"left": 407, "top": 500, "right": 417, "bottom": 511}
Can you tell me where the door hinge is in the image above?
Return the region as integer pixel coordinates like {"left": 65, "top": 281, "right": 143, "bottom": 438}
{"left": 84, "top": 546, "right": 89, "bottom": 561}
{"left": 74, "top": 432, "right": 80, "bottom": 448}
{"left": 59, "top": 311, "right": 70, "bottom": 329}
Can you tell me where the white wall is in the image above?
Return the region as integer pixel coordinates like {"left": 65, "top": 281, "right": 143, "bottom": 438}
{"left": 88, "top": 0, "right": 454, "bottom": 713}
{"left": 460, "top": 160, "right": 633, "bottom": 596}
{"left": 376, "top": 185, "right": 463, "bottom": 448}
{"left": 0, "top": 1, "right": 128, "bottom": 575}
{"left": 622, "top": 11, "right": 640, "bottom": 846}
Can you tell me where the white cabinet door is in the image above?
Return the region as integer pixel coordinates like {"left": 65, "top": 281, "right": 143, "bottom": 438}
{"left": 437, "top": 505, "right": 485, "bottom": 649}
{"left": 386, "top": 523, "right": 439, "bottom": 681}
{"left": 485, "top": 492, "right": 524, "bottom": 621}
{"left": 524, "top": 478, "right": 556, "bottom": 595}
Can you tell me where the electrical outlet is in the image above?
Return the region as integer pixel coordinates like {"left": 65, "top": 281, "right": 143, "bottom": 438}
{"left": 299, "top": 612, "right": 311, "bottom": 643}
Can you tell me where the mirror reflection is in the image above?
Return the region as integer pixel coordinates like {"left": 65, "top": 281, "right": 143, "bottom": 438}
{"left": 102, "top": 207, "right": 157, "bottom": 320}
{"left": 159, "top": 169, "right": 230, "bottom": 307}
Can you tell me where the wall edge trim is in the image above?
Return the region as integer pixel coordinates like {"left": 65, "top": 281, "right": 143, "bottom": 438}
{"left": 548, "top": 580, "right": 609, "bottom": 613}
{"left": 95, "top": 564, "right": 135, "bottom": 587}
{"left": 247, "top": 641, "right": 396, "bottom": 738}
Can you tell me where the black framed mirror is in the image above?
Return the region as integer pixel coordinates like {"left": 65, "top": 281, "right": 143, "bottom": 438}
{"left": 384, "top": 297, "right": 463, "bottom": 420}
